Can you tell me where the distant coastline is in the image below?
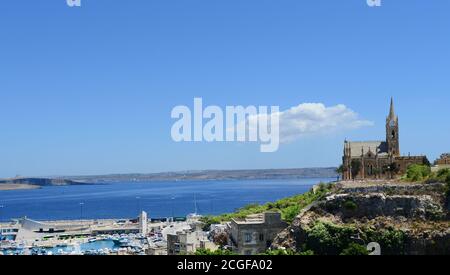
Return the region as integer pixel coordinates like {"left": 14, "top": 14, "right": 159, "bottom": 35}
{"left": 62, "top": 167, "right": 338, "bottom": 183}
{"left": 0, "top": 178, "right": 91, "bottom": 191}
{"left": 0, "top": 183, "right": 41, "bottom": 191}
{"left": 0, "top": 167, "right": 338, "bottom": 191}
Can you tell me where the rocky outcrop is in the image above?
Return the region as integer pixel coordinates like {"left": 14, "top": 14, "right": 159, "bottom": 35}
{"left": 272, "top": 182, "right": 450, "bottom": 255}
{"left": 322, "top": 193, "right": 444, "bottom": 220}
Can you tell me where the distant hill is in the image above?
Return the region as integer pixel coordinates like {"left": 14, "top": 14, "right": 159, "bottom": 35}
{"left": 62, "top": 167, "right": 339, "bottom": 183}
{"left": 0, "top": 178, "right": 90, "bottom": 187}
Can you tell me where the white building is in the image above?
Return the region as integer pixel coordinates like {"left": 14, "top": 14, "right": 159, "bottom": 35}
{"left": 139, "top": 211, "right": 148, "bottom": 236}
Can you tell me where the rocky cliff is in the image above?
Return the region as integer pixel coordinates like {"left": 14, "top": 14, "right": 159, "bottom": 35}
{"left": 272, "top": 181, "right": 450, "bottom": 255}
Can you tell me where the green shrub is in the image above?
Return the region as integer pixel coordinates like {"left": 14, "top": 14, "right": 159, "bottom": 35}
{"left": 240, "top": 203, "right": 261, "bottom": 211}
{"left": 343, "top": 200, "right": 358, "bottom": 211}
{"left": 281, "top": 205, "right": 301, "bottom": 224}
{"left": 406, "top": 164, "right": 431, "bottom": 182}
{"left": 298, "top": 250, "right": 315, "bottom": 256}
{"left": 305, "top": 221, "right": 357, "bottom": 255}
{"left": 302, "top": 222, "right": 406, "bottom": 255}
{"left": 365, "top": 228, "right": 405, "bottom": 255}
{"left": 340, "top": 243, "right": 369, "bottom": 256}
{"left": 437, "top": 168, "right": 450, "bottom": 179}
{"left": 427, "top": 168, "right": 450, "bottom": 184}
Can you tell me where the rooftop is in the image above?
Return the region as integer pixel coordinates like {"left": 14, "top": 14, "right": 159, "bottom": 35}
{"left": 232, "top": 214, "right": 265, "bottom": 225}
{"left": 345, "top": 141, "right": 388, "bottom": 157}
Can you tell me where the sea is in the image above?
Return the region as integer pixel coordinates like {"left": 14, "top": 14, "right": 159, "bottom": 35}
{"left": 0, "top": 178, "right": 334, "bottom": 222}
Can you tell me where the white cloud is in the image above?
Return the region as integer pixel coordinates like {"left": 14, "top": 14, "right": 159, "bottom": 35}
{"left": 244, "top": 103, "right": 373, "bottom": 144}
{"left": 278, "top": 103, "right": 373, "bottom": 143}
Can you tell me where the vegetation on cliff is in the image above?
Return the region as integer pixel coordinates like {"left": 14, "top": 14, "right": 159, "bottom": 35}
{"left": 272, "top": 176, "right": 449, "bottom": 255}
{"left": 293, "top": 220, "right": 406, "bottom": 255}
{"left": 405, "top": 165, "right": 450, "bottom": 206}
{"left": 405, "top": 165, "right": 450, "bottom": 185}
{"left": 405, "top": 164, "right": 432, "bottom": 182}
{"left": 201, "top": 182, "right": 334, "bottom": 228}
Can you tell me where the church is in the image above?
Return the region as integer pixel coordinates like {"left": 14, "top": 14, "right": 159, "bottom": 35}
{"left": 342, "top": 98, "right": 429, "bottom": 181}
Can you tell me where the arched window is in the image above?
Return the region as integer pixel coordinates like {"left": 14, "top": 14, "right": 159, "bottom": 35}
{"left": 368, "top": 165, "right": 373, "bottom": 175}
{"left": 391, "top": 130, "right": 396, "bottom": 139}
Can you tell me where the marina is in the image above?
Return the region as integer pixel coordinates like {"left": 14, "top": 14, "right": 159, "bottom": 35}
{"left": 0, "top": 214, "right": 200, "bottom": 255}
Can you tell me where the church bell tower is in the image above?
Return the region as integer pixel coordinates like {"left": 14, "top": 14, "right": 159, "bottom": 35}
{"left": 386, "top": 97, "right": 400, "bottom": 156}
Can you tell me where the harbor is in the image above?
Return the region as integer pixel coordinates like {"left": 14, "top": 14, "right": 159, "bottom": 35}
{"left": 0, "top": 212, "right": 205, "bottom": 255}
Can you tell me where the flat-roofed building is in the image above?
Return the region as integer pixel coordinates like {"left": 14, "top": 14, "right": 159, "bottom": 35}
{"left": 229, "top": 212, "right": 287, "bottom": 255}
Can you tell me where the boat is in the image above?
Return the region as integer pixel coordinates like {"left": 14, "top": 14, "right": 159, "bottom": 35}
{"left": 113, "top": 237, "right": 130, "bottom": 247}
{"left": 186, "top": 193, "right": 202, "bottom": 219}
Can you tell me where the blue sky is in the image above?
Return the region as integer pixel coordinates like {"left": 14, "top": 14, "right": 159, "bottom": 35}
{"left": 0, "top": 0, "right": 449, "bottom": 177}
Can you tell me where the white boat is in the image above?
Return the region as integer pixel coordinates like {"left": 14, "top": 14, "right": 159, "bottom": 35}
{"left": 187, "top": 194, "right": 202, "bottom": 219}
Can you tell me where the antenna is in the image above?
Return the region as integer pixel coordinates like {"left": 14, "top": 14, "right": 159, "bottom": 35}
{"left": 194, "top": 193, "right": 198, "bottom": 215}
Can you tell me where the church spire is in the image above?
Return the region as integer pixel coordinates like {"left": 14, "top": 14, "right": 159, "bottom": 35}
{"left": 386, "top": 97, "right": 400, "bottom": 157}
{"left": 389, "top": 97, "right": 396, "bottom": 120}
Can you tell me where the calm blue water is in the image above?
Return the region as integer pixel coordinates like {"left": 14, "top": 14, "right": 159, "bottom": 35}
{"left": 0, "top": 178, "right": 333, "bottom": 222}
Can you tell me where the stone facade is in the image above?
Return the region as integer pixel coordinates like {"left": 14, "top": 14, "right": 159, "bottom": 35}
{"left": 229, "top": 212, "right": 287, "bottom": 255}
{"left": 342, "top": 98, "right": 429, "bottom": 180}
{"left": 435, "top": 154, "right": 450, "bottom": 165}
{"left": 167, "top": 229, "right": 212, "bottom": 255}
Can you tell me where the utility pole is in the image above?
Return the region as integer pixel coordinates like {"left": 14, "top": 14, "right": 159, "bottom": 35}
{"left": 171, "top": 197, "right": 175, "bottom": 221}
{"left": 0, "top": 205, "right": 4, "bottom": 223}
{"left": 79, "top": 202, "right": 84, "bottom": 229}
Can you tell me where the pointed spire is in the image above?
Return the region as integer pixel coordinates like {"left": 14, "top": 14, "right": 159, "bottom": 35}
{"left": 389, "top": 97, "right": 396, "bottom": 120}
